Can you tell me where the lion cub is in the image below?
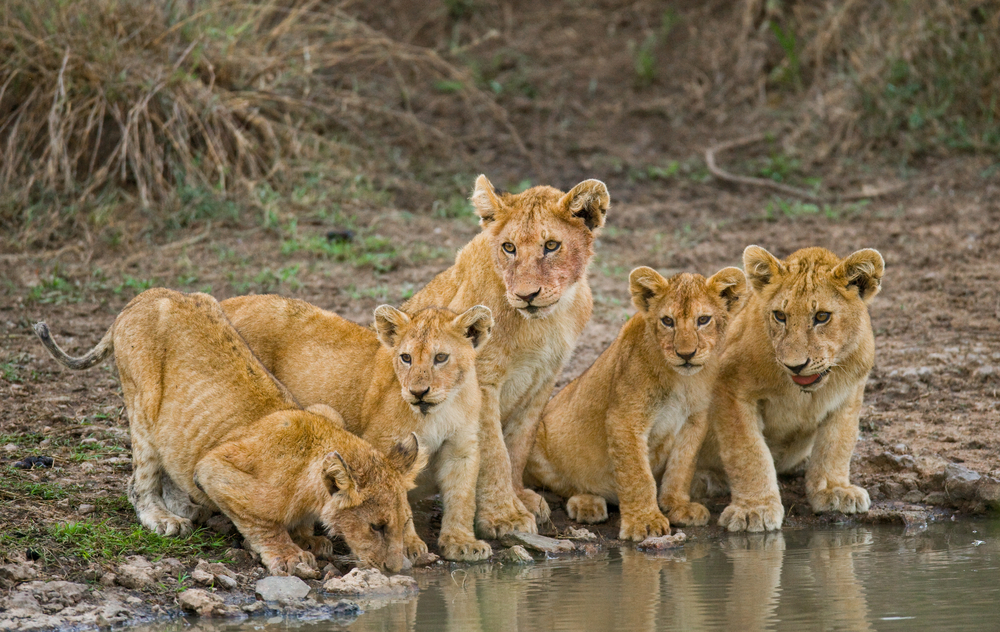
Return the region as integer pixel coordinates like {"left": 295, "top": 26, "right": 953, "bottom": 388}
{"left": 526, "top": 266, "right": 746, "bottom": 541}
{"left": 34, "top": 289, "right": 420, "bottom": 575}
{"left": 702, "top": 246, "right": 884, "bottom": 532}
{"left": 221, "top": 295, "right": 494, "bottom": 562}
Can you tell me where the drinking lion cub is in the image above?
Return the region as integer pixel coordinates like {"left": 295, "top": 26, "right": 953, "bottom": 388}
{"left": 34, "top": 289, "right": 420, "bottom": 575}
{"left": 222, "top": 295, "right": 494, "bottom": 562}
{"left": 526, "top": 266, "right": 746, "bottom": 540}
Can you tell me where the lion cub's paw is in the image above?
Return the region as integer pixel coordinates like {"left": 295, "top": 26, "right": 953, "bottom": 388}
{"left": 266, "top": 549, "right": 317, "bottom": 577}
{"left": 566, "top": 494, "right": 609, "bottom": 524}
{"left": 145, "top": 514, "right": 194, "bottom": 538}
{"left": 294, "top": 533, "right": 335, "bottom": 560}
{"left": 665, "top": 501, "right": 710, "bottom": 527}
{"left": 718, "top": 499, "right": 784, "bottom": 533}
{"left": 618, "top": 510, "right": 671, "bottom": 542}
{"left": 439, "top": 534, "right": 492, "bottom": 562}
{"left": 475, "top": 498, "right": 537, "bottom": 539}
{"left": 404, "top": 532, "right": 429, "bottom": 561}
{"left": 809, "top": 484, "right": 870, "bottom": 515}
{"left": 517, "top": 488, "right": 551, "bottom": 523}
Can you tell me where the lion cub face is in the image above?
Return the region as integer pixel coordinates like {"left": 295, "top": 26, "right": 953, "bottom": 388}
{"left": 373, "top": 305, "right": 493, "bottom": 415}
{"left": 470, "top": 175, "right": 609, "bottom": 319}
{"left": 321, "top": 435, "right": 423, "bottom": 573}
{"left": 629, "top": 267, "right": 747, "bottom": 376}
{"left": 744, "top": 246, "right": 884, "bottom": 391}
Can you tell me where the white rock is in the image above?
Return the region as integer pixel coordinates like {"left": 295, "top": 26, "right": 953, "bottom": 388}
{"left": 323, "top": 568, "right": 418, "bottom": 596}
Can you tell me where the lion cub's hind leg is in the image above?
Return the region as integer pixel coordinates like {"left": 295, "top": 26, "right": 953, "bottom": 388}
{"left": 161, "top": 473, "right": 215, "bottom": 525}
{"left": 127, "top": 430, "right": 193, "bottom": 537}
{"left": 566, "top": 494, "right": 609, "bottom": 524}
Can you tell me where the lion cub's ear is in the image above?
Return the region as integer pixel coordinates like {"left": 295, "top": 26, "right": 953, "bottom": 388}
{"left": 629, "top": 266, "right": 668, "bottom": 312}
{"left": 743, "top": 245, "right": 786, "bottom": 293}
{"left": 833, "top": 248, "right": 884, "bottom": 303}
{"left": 453, "top": 305, "right": 493, "bottom": 350}
{"left": 471, "top": 174, "right": 502, "bottom": 226}
{"left": 707, "top": 267, "right": 748, "bottom": 313}
{"left": 387, "top": 433, "right": 426, "bottom": 488}
{"left": 323, "top": 452, "right": 361, "bottom": 506}
{"left": 560, "top": 179, "right": 609, "bottom": 231}
{"left": 374, "top": 305, "right": 411, "bottom": 348}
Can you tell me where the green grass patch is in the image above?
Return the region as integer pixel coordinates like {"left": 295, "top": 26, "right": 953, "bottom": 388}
{"left": 48, "top": 521, "right": 229, "bottom": 563}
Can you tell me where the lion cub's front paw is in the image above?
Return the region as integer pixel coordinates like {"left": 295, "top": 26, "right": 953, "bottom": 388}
{"left": 294, "top": 533, "right": 335, "bottom": 560}
{"left": 265, "top": 548, "right": 317, "bottom": 576}
{"left": 517, "top": 488, "right": 551, "bottom": 523}
{"left": 566, "top": 494, "right": 609, "bottom": 524}
{"left": 718, "top": 499, "right": 784, "bottom": 532}
{"left": 439, "top": 533, "right": 492, "bottom": 562}
{"left": 404, "top": 532, "right": 429, "bottom": 561}
{"left": 665, "top": 501, "right": 710, "bottom": 526}
{"left": 809, "top": 484, "right": 870, "bottom": 515}
{"left": 618, "top": 510, "right": 671, "bottom": 542}
{"left": 475, "top": 498, "right": 537, "bottom": 539}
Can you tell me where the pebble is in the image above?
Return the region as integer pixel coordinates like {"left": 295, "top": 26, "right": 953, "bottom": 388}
{"left": 566, "top": 527, "right": 597, "bottom": 541}
{"left": 78, "top": 504, "right": 95, "bottom": 515}
{"left": 497, "top": 545, "right": 534, "bottom": 564}
{"left": 322, "top": 568, "right": 418, "bottom": 597}
{"left": 637, "top": 532, "right": 687, "bottom": 551}
{"left": 177, "top": 589, "right": 230, "bottom": 617}
{"left": 499, "top": 531, "right": 575, "bottom": 554}
{"left": 255, "top": 576, "right": 311, "bottom": 602}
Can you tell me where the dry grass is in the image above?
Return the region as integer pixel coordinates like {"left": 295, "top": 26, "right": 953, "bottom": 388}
{"left": 0, "top": 0, "right": 511, "bottom": 248}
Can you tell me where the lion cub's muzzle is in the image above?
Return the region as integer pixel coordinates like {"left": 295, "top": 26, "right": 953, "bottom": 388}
{"left": 402, "top": 388, "right": 443, "bottom": 416}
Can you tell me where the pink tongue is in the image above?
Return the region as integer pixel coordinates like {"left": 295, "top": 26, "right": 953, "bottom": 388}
{"left": 792, "top": 374, "right": 820, "bottom": 386}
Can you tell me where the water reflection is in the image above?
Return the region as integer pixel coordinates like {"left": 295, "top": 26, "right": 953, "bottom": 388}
{"left": 138, "top": 521, "right": 1000, "bottom": 632}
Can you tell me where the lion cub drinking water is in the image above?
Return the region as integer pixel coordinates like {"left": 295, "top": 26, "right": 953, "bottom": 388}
{"left": 221, "top": 295, "right": 494, "bottom": 562}
{"left": 34, "top": 289, "right": 420, "bottom": 576}
{"left": 526, "top": 266, "right": 746, "bottom": 540}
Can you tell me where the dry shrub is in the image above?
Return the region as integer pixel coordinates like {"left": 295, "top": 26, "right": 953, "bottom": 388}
{"left": 739, "top": 0, "right": 1000, "bottom": 160}
{"left": 0, "top": 0, "right": 502, "bottom": 248}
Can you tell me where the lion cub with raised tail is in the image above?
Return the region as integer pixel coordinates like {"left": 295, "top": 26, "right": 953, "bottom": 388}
{"left": 33, "top": 289, "right": 421, "bottom": 576}
{"left": 526, "top": 266, "right": 746, "bottom": 541}
{"left": 221, "top": 295, "right": 494, "bottom": 562}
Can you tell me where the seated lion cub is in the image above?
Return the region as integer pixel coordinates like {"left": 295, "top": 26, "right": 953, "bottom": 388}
{"left": 526, "top": 266, "right": 747, "bottom": 541}
{"left": 704, "top": 246, "right": 884, "bottom": 532}
{"left": 221, "top": 295, "right": 494, "bottom": 562}
{"left": 34, "top": 288, "right": 420, "bottom": 576}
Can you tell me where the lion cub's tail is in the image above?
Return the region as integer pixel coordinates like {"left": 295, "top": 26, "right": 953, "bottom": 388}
{"left": 33, "top": 322, "right": 114, "bottom": 370}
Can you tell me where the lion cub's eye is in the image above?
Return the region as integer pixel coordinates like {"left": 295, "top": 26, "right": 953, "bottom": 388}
{"left": 773, "top": 311, "right": 786, "bottom": 323}
{"left": 370, "top": 523, "right": 386, "bottom": 535}
{"left": 400, "top": 353, "right": 411, "bottom": 364}
{"left": 434, "top": 353, "right": 449, "bottom": 364}
{"left": 814, "top": 311, "right": 831, "bottom": 324}
{"left": 661, "top": 316, "right": 674, "bottom": 328}
{"left": 697, "top": 315, "right": 712, "bottom": 326}
{"left": 544, "top": 240, "right": 561, "bottom": 253}
{"left": 502, "top": 242, "right": 516, "bottom": 254}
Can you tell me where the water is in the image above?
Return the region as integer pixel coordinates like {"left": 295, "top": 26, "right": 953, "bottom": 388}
{"left": 152, "top": 520, "right": 1000, "bottom": 632}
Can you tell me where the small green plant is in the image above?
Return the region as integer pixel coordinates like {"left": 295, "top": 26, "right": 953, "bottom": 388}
{"left": 633, "top": 35, "right": 658, "bottom": 87}
{"left": 48, "top": 521, "right": 229, "bottom": 562}
{"left": 769, "top": 21, "right": 802, "bottom": 91}
{"left": 115, "top": 275, "right": 156, "bottom": 296}
{"left": 26, "top": 271, "right": 82, "bottom": 304}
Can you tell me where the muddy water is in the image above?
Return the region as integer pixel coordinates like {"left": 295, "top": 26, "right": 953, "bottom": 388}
{"left": 156, "top": 521, "right": 1000, "bottom": 632}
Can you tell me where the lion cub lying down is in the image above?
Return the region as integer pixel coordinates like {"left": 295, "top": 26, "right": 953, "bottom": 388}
{"left": 526, "top": 266, "right": 746, "bottom": 540}
{"left": 221, "top": 295, "right": 494, "bottom": 562}
{"left": 34, "top": 289, "right": 420, "bottom": 575}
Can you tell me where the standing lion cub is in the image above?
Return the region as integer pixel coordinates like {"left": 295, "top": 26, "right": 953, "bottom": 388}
{"left": 222, "top": 295, "right": 494, "bottom": 562}
{"left": 526, "top": 266, "right": 746, "bottom": 540}
{"left": 34, "top": 289, "right": 421, "bottom": 575}
{"left": 705, "top": 246, "right": 884, "bottom": 532}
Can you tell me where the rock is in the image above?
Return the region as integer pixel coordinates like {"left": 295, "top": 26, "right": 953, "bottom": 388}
{"left": 323, "top": 568, "right": 418, "bottom": 597}
{"left": 881, "top": 480, "right": 906, "bottom": 499}
{"left": 99, "top": 573, "right": 116, "bottom": 587}
{"left": 637, "top": 532, "right": 687, "bottom": 551}
{"left": 497, "top": 545, "right": 534, "bottom": 564}
{"left": 902, "top": 490, "right": 925, "bottom": 504}
{"left": 125, "top": 596, "right": 142, "bottom": 605}
{"left": 223, "top": 548, "right": 254, "bottom": 567}
{"left": 254, "top": 576, "right": 311, "bottom": 602}
{"left": 411, "top": 551, "right": 440, "bottom": 567}
{"left": 292, "top": 562, "right": 321, "bottom": 580}
{"left": 566, "top": 527, "right": 597, "bottom": 541}
{"left": 322, "top": 566, "right": 342, "bottom": 582}
{"left": 177, "top": 589, "right": 229, "bottom": 617}
{"left": 0, "top": 563, "right": 38, "bottom": 586}
{"left": 977, "top": 476, "right": 1000, "bottom": 510}
{"left": 922, "top": 491, "right": 949, "bottom": 506}
{"left": 115, "top": 558, "right": 155, "bottom": 590}
{"left": 215, "top": 574, "right": 238, "bottom": 590}
{"left": 499, "top": 531, "right": 575, "bottom": 554}
{"left": 157, "top": 558, "right": 185, "bottom": 578}
{"left": 945, "top": 463, "right": 982, "bottom": 501}
{"left": 191, "top": 568, "right": 215, "bottom": 586}
{"left": 242, "top": 601, "right": 266, "bottom": 614}
{"left": 78, "top": 504, "right": 96, "bottom": 515}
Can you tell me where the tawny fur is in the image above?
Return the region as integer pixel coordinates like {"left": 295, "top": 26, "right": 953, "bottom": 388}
{"left": 221, "top": 295, "right": 494, "bottom": 562}
{"left": 34, "top": 289, "right": 421, "bottom": 575}
{"left": 702, "top": 246, "right": 884, "bottom": 532}
{"left": 527, "top": 267, "right": 747, "bottom": 540}
{"left": 401, "top": 174, "right": 609, "bottom": 538}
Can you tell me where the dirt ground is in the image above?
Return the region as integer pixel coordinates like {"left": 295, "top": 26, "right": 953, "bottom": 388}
{"left": 2, "top": 0, "right": 1000, "bottom": 625}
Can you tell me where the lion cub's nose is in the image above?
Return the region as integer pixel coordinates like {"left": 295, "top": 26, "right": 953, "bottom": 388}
{"left": 516, "top": 289, "right": 541, "bottom": 304}
{"left": 677, "top": 350, "right": 696, "bottom": 362}
{"left": 785, "top": 359, "right": 810, "bottom": 374}
{"left": 410, "top": 388, "right": 430, "bottom": 401}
